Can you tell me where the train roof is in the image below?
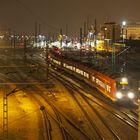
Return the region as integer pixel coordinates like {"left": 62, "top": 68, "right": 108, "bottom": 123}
{"left": 51, "top": 54, "right": 118, "bottom": 82}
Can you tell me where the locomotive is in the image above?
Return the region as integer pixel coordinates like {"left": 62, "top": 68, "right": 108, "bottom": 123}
{"left": 49, "top": 54, "right": 135, "bottom": 102}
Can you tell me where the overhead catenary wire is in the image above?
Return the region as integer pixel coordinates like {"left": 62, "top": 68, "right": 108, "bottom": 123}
{"left": 14, "top": 0, "right": 60, "bottom": 32}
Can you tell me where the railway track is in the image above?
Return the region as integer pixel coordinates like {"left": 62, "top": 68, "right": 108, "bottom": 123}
{"left": 32, "top": 88, "right": 93, "bottom": 140}
{"left": 27, "top": 55, "right": 138, "bottom": 139}
{"left": 49, "top": 69, "right": 138, "bottom": 140}
{"left": 42, "top": 109, "right": 52, "bottom": 140}
{"left": 63, "top": 84, "right": 119, "bottom": 140}
{"left": 32, "top": 93, "right": 73, "bottom": 140}
{"left": 50, "top": 72, "right": 121, "bottom": 140}
{"left": 51, "top": 69, "right": 138, "bottom": 127}
{"left": 4, "top": 51, "right": 137, "bottom": 140}
{"left": 7, "top": 63, "right": 93, "bottom": 140}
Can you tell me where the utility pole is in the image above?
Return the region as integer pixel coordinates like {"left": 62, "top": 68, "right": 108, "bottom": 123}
{"left": 66, "top": 24, "right": 68, "bottom": 48}
{"left": 39, "top": 24, "right": 41, "bottom": 35}
{"left": 80, "top": 28, "right": 83, "bottom": 45}
{"left": 84, "top": 21, "right": 87, "bottom": 38}
{"left": 60, "top": 29, "right": 63, "bottom": 49}
{"left": 24, "top": 36, "right": 27, "bottom": 63}
{"left": 13, "top": 31, "right": 16, "bottom": 60}
{"left": 48, "top": 32, "right": 50, "bottom": 42}
{"left": 112, "top": 25, "right": 115, "bottom": 72}
{"left": 125, "top": 29, "right": 127, "bottom": 40}
{"left": 94, "top": 19, "right": 97, "bottom": 65}
{"left": 46, "top": 43, "right": 49, "bottom": 80}
{"left": 87, "top": 16, "right": 89, "bottom": 34}
{"left": 139, "top": 99, "right": 140, "bottom": 140}
{"left": 3, "top": 86, "right": 8, "bottom": 140}
{"left": 3, "top": 86, "right": 17, "bottom": 140}
{"left": 94, "top": 19, "right": 97, "bottom": 46}
{"left": 66, "top": 24, "right": 68, "bottom": 36}
{"left": 52, "top": 33, "right": 55, "bottom": 42}
{"left": 80, "top": 28, "right": 82, "bottom": 62}
{"left": 35, "top": 22, "right": 38, "bottom": 44}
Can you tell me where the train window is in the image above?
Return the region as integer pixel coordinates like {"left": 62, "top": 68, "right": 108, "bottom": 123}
{"left": 106, "top": 85, "right": 111, "bottom": 93}
{"left": 76, "top": 68, "right": 83, "bottom": 75}
{"left": 63, "top": 63, "right": 66, "bottom": 67}
{"left": 72, "top": 67, "right": 76, "bottom": 72}
{"left": 53, "top": 59, "right": 61, "bottom": 65}
{"left": 83, "top": 72, "right": 89, "bottom": 78}
{"left": 92, "top": 76, "right": 96, "bottom": 82}
{"left": 67, "top": 65, "right": 72, "bottom": 70}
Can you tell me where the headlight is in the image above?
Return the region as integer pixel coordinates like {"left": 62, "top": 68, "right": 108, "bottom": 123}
{"left": 128, "top": 92, "right": 135, "bottom": 99}
{"left": 121, "top": 77, "right": 128, "bottom": 82}
{"left": 116, "top": 92, "right": 123, "bottom": 99}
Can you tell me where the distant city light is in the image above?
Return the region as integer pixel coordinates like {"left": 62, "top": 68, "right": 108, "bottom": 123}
{"left": 89, "top": 32, "right": 93, "bottom": 36}
{"left": 0, "top": 35, "right": 4, "bottom": 39}
{"left": 122, "top": 21, "right": 126, "bottom": 26}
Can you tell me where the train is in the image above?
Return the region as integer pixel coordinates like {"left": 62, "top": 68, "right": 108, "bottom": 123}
{"left": 49, "top": 54, "right": 135, "bottom": 102}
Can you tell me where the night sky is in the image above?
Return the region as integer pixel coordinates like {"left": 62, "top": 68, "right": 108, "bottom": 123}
{"left": 0, "top": 0, "right": 140, "bottom": 36}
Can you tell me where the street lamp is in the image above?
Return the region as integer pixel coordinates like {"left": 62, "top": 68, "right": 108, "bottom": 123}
{"left": 104, "top": 27, "right": 107, "bottom": 40}
{"left": 122, "top": 21, "right": 126, "bottom": 43}
{"left": 87, "top": 32, "right": 93, "bottom": 64}
{"left": 122, "top": 21, "right": 126, "bottom": 26}
{"left": 88, "top": 32, "right": 93, "bottom": 47}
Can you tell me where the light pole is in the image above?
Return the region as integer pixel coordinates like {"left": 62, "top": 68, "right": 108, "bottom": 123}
{"left": 45, "top": 43, "right": 49, "bottom": 80}
{"left": 24, "top": 36, "right": 27, "bottom": 64}
{"left": 80, "top": 28, "right": 83, "bottom": 62}
{"left": 59, "top": 29, "right": 63, "bottom": 49}
{"left": 138, "top": 98, "right": 140, "bottom": 140}
{"left": 13, "top": 32, "right": 16, "bottom": 61}
{"left": 89, "top": 32, "right": 93, "bottom": 47}
{"left": 88, "top": 32, "right": 93, "bottom": 63}
{"left": 122, "top": 21, "right": 126, "bottom": 44}
{"left": 112, "top": 25, "right": 116, "bottom": 72}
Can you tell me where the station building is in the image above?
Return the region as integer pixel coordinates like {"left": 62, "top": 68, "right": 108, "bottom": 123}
{"left": 123, "top": 22, "right": 140, "bottom": 40}
{"left": 100, "top": 22, "right": 121, "bottom": 43}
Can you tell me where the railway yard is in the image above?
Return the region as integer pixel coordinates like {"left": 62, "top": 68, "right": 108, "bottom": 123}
{"left": 0, "top": 46, "right": 139, "bottom": 140}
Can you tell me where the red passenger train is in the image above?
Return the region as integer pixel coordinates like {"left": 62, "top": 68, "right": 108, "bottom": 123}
{"left": 50, "top": 54, "right": 135, "bottom": 102}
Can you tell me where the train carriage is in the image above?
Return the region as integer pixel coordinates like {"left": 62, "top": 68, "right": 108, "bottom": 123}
{"left": 50, "top": 54, "right": 135, "bottom": 102}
